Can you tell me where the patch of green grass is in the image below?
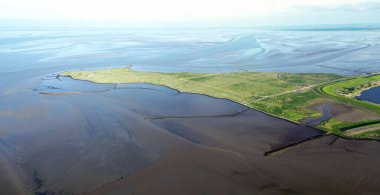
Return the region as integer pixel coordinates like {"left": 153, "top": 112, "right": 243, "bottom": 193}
{"left": 319, "top": 117, "right": 380, "bottom": 138}
{"left": 252, "top": 91, "right": 323, "bottom": 122}
{"left": 189, "top": 76, "right": 211, "bottom": 82}
{"left": 351, "top": 129, "right": 380, "bottom": 139}
{"left": 339, "top": 120, "right": 380, "bottom": 131}
{"left": 64, "top": 68, "right": 342, "bottom": 123}
{"left": 318, "top": 118, "right": 347, "bottom": 135}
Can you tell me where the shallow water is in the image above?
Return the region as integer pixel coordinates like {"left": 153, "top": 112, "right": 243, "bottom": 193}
{"left": 303, "top": 103, "right": 333, "bottom": 126}
{"left": 1, "top": 28, "right": 380, "bottom": 74}
{"left": 2, "top": 75, "right": 325, "bottom": 193}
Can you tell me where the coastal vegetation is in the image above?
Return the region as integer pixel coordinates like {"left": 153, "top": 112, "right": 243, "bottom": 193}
{"left": 319, "top": 74, "right": 380, "bottom": 114}
{"left": 64, "top": 68, "right": 341, "bottom": 122}
{"left": 351, "top": 129, "right": 380, "bottom": 139}
{"left": 319, "top": 118, "right": 380, "bottom": 139}
{"left": 317, "top": 74, "right": 380, "bottom": 139}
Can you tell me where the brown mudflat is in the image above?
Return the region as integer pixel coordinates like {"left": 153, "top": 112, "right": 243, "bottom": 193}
{"left": 1, "top": 77, "right": 380, "bottom": 195}
{"left": 90, "top": 135, "right": 380, "bottom": 195}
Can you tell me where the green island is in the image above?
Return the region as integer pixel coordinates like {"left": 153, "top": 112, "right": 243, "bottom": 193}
{"left": 63, "top": 68, "right": 380, "bottom": 139}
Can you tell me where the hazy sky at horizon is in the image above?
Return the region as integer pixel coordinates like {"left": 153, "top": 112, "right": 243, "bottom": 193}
{"left": 1, "top": 0, "right": 380, "bottom": 26}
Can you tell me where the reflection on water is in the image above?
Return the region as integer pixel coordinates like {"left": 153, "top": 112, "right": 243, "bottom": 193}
{"left": 0, "top": 76, "right": 325, "bottom": 194}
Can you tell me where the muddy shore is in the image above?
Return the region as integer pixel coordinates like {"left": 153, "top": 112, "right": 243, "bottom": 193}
{"left": 1, "top": 76, "right": 379, "bottom": 194}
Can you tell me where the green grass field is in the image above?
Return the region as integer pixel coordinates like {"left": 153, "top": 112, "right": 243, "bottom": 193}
{"left": 63, "top": 68, "right": 342, "bottom": 122}
{"left": 351, "top": 129, "right": 380, "bottom": 139}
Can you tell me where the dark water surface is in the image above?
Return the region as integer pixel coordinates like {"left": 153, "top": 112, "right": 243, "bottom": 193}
{"left": 357, "top": 86, "right": 380, "bottom": 104}
{"left": 1, "top": 75, "right": 323, "bottom": 193}
{"left": 1, "top": 74, "right": 380, "bottom": 194}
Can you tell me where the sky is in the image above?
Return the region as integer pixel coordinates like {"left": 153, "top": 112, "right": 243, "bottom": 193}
{"left": 1, "top": 0, "right": 380, "bottom": 27}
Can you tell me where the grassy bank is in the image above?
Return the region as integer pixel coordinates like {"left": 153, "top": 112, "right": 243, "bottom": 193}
{"left": 319, "top": 118, "right": 380, "bottom": 140}
{"left": 320, "top": 74, "right": 380, "bottom": 114}
{"left": 316, "top": 75, "right": 380, "bottom": 139}
{"left": 63, "top": 68, "right": 342, "bottom": 122}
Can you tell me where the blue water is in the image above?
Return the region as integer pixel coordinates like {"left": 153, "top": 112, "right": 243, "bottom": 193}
{"left": 357, "top": 86, "right": 380, "bottom": 104}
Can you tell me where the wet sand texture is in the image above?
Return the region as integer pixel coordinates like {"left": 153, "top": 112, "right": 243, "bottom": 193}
{"left": 91, "top": 135, "right": 380, "bottom": 195}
